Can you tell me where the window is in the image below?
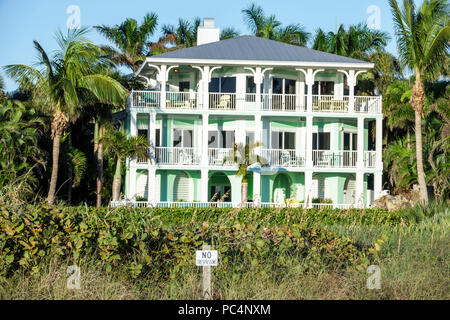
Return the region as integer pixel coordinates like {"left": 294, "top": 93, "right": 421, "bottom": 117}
{"left": 246, "top": 76, "right": 256, "bottom": 93}
{"left": 343, "top": 132, "right": 357, "bottom": 151}
{"left": 138, "top": 129, "right": 148, "bottom": 140}
{"left": 312, "top": 132, "right": 331, "bottom": 150}
{"left": 312, "top": 81, "right": 335, "bottom": 95}
{"left": 285, "top": 79, "right": 296, "bottom": 94}
{"left": 208, "top": 130, "right": 235, "bottom": 148}
{"left": 155, "top": 129, "right": 160, "bottom": 147}
{"left": 179, "top": 81, "right": 190, "bottom": 92}
{"left": 271, "top": 131, "right": 296, "bottom": 149}
{"left": 209, "top": 77, "right": 236, "bottom": 93}
{"left": 173, "top": 129, "right": 193, "bottom": 148}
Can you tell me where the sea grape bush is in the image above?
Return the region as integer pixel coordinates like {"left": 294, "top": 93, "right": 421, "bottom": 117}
{"left": 0, "top": 205, "right": 402, "bottom": 281}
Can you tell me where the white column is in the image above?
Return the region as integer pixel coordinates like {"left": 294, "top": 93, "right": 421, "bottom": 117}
{"left": 148, "top": 168, "right": 156, "bottom": 204}
{"left": 357, "top": 117, "right": 364, "bottom": 169}
{"left": 130, "top": 112, "right": 137, "bottom": 137}
{"left": 129, "top": 168, "right": 137, "bottom": 200}
{"left": 306, "top": 116, "right": 313, "bottom": 168}
{"left": 306, "top": 68, "right": 313, "bottom": 112}
{"left": 255, "top": 67, "right": 262, "bottom": 111}
{"left": 201, "top": 168, "right": 209, "bottom": 202}
{"left": 355, "top": 171, "right": 364, "bottom": 208}
{"left": 236, "top": 120, "right": 246, "bottom": 145}
{"left": 253, "top": 171, "right": 261, "bottom": 205}
{"left": 160, "top": 65, "right": 167, "bottom": 109}
{"left": 376, "top": 117, "right": 383, "bottom": 169}
{"left": 203, "top": 66, "right": 210, "bottom": 110}
{"left": 149, "top": 112, "right": 156, "bottom": 163}
{"left": 201, "top": 114, "right": 209, "bottom": 166}
{"left": 374, "top": 172, "right": 382, "bottom": 201}
{"left": 348, "top": 70, "right": 355, "bottom": 113}
{"left": 304, "top": 170, "right": 313, "bottom": 208}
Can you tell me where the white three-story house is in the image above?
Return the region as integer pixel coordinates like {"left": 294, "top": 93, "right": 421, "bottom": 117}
{"left": 118, "top": 18, "right": 383, "bottom": 208}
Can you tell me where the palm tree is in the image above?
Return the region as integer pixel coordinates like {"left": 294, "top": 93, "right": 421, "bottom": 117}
{"left": 101, "top": 128, "right": 149, "bottom": 201}
{"left": 0, "top": 74, "right": 4, "bottom": 92}
{"left": 223, "top": 142, "right": 267, "bottom": 203}
{"left": 389, "top": 0, "right": 449, "bottom": 203}
{"left": 94, "top": 13, "right": 158, "bottom": 75}
{"left": 312, "top": 23, "right": 389, "bottom": 60}
{"left": 242, "top": 3, "right": 310, "bottom": 46}
{"left": 160, "top": 18, "right": 201, "bottom": 49}
{"left": 369, "top": 51, "right": 403, "bottom": 95}
{"left": 220, "top": 27, "right": 241, "bottom": 40}
{"left": 4, "top": 28, "right": 128, "bottom": 204}
{"left": 0, "top": 99, "right": 45, "bottom": 196}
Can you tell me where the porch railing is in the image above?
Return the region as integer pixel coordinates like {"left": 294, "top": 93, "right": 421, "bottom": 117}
{"left": 312, "top": 150, "right": 358, "bottom": 168}
{"left": 364, "top": 151, "right": 377, "bottom": 168}
{"left": 312, "top": 95, "right": 349, "bottom": 112}
{"left": 261, "top": 149, "right": 305, "bottom": 167}
{"left": 166, "top": 92, "right": 198, "bottom": 109}
{"left": 155, "top": 147, "right": 200, "bottom": 165}
{"left": 129, "top": 91, "right": 381, "bottom": 114}
{"left": 208, "top": 148, "right": 235, "bottom": 166}
{"left": 111, "top": 201, "right": 360, "bottom": 209}
{"left": 209, "top": 93, "right": 237, "bottom": 110}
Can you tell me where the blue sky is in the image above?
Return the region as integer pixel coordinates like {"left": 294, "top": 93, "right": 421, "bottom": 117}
{"left": 0, "top": 0, "right": 407, "bottom": 92}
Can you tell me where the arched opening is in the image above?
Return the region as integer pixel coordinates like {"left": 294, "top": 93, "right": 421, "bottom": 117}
{"left": 209, "top": 172, "right": 232, "bottom": 202}
{"left": 343, "top": 174, "right": 356, "bottom": 204}
{"left": 173, "top": 171, "right": 192, "bottom": 202}
{"left": 273, "top": 173, "right": 292, "bottom": 203}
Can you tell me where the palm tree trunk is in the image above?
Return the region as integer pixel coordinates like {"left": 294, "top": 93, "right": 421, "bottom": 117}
{"left": 112, "top": 156, "right": 122, "bottom": 202}
{"left": 47, "top": 132, "right": 61, "bottom": 204}
{"left": 241, "top": 179, "right": 248, "bottom": 204}
{"left": 96, "top": 125, "right": 104, "bottom": 207}
{"left": 411, "top": 74, "right": 429, "bottom": 204}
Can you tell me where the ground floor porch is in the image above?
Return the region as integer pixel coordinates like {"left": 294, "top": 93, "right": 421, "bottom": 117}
{"left": 124, "top": 168, "right": 382, "bottom": 208}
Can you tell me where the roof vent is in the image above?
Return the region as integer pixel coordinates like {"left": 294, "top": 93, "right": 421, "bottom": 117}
{"left": 197, "top": 18, "right": 220, "bottom": 46}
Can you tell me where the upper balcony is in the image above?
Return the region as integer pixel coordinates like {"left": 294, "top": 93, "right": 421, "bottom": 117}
{"left": 129, "top": 90, "right": 382, "bottom": 114}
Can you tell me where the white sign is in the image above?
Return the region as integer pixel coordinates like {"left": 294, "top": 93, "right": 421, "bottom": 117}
{"left": 196, "top": 250, "right": 218, "bottom": 266}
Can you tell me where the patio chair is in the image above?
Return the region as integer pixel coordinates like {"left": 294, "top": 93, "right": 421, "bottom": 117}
{"left": 179, "top": 149, "right": 193, "bottom": 164}
{"left": 280, "top": 150, "right": 292, "bottom": 166}
{"left": 215, "top": 95, "right": 231, "bottom": 109}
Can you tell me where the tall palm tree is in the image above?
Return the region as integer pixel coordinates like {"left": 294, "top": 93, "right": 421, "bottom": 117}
{"left": 0, "top": 74, "right": 4, "bottom": 92}
{"left": 101, "top": 128, "right": 149, "bottom": 201}
{"left": 223, "top": 142, "right": 267, "bottom": 203}
{"left": 94, "top": 13, "right": 158, "bottom": 75}
{"left": 161, "top": 18, "right": 201, "bottom": 49}
{"left": 242, "top": 3, "right": 310, "bottom": 46}
{"left": 220, "top": 27, "right": 241, "bottom": 40}
{"left": 4, "top": 28, "right": 128, "bottom": 204}
{"left": 312, "top": 23, "right": 389, "bottom": 60}
{"left": 389, "top": 0, "right": 449, "bottom": 203}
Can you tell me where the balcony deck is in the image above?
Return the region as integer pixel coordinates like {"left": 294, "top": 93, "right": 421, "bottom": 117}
{"left": 136, "top": 147, "right": 377, "bottom": 169}
{"left": 129, "top": 91, "right": 382, "bottom": 114}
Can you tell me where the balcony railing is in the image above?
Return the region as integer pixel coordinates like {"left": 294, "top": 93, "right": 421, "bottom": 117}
{"left": 208, "top": 148, "right": 235, "bottom": 166}
{"left": 364, "top": 151, "right": 377, "bottom": 168}
{"left": 129, "top": 91, "right": 381, "bottom": 114}
{"left": 261, "top": 149, "right": 305, "bottom": 167}
{"left": 312, "top": 95, "right": 349, "bottom": 112}
{"left": 312, "top": 150, "right": 358, "bottom": 168}
{"left": 166, "top": 92, "right": 198, "bottom": 109}
{"left": 137, "top": 147, "right": 200, "bottom": 165}
{"left": 209, "top": 93, "right": 237, "bottom": 110}
{"left": 355, "top": 96, "right": 382, "bottom": 113}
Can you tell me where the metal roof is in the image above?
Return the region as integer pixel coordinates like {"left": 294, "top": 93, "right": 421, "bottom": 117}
{"left": 148, "top": 35, "right": 369, "bottom": 65}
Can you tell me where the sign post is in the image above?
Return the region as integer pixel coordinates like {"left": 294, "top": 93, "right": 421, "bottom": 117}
{"left": 196, "top": 244, "right": 218, "bottom": 300}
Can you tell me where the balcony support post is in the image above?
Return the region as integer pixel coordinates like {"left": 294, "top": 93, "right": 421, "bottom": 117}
{"left": 304, "top": 170, "right": 313, "bottom": 208}
{"left": 201, "top": 168, "right": 209, "bottom": 203}
{"left": 357, "top": 117, "right": 364, "bottom": 170}
{"left": 159, "top": 65, "right": 167, "bottom": 109}
{"left": 355, "top": 171, "right": 365, "bottom": 208}
{"left": 149, "top": 112, "right": 156, "bottom": 164}
{"left": 148, "top": 167, "right": 156, "bottom": 205}
{"left": 375, "top": 116, "right": 383, "bottom": 170}
{"left": 306, "top": 115, "right": 313, "bottom": 169}
{"left": 201, "top": 114, "right": 209, "bottom": 166}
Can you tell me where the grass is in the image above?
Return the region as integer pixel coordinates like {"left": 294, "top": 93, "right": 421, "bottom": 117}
{"left": 0, "top": 203, "right": 448, "bottom": 300}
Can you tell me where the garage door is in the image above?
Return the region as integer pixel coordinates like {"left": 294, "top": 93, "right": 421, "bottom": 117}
{"left": 173, "top": 172, "right": 191, "bottom": 202}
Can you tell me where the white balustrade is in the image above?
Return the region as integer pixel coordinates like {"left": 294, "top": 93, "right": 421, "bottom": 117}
{"left": 261, "top": 149, "right": 305, "bottom": 167}
{"left": 208, "top": 148, "right": 235, "bottom": 166}
{"left": 312, "top": 150, "right": 358, "bottom": 168}
{"left": 166, "top": 91, "right": 198, "bottom": 109}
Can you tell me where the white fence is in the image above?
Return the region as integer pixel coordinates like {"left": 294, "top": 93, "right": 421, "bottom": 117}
{"left": 155, "top": 147, "right": 201, "bottom": 165}
{"left": 111, "top": 201, "right": 359, "bottom": 209}
{"left": 261, "top": 149, "right": 305, "bottom": 167}
{"left": 166, "top": 92, "right": 198, "bottom": 109}
{"left": 312, "top": 150, "right": 358, "bottom": 168}
{"left": 208, "top": 148, "right": 235, "bottom": 166}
